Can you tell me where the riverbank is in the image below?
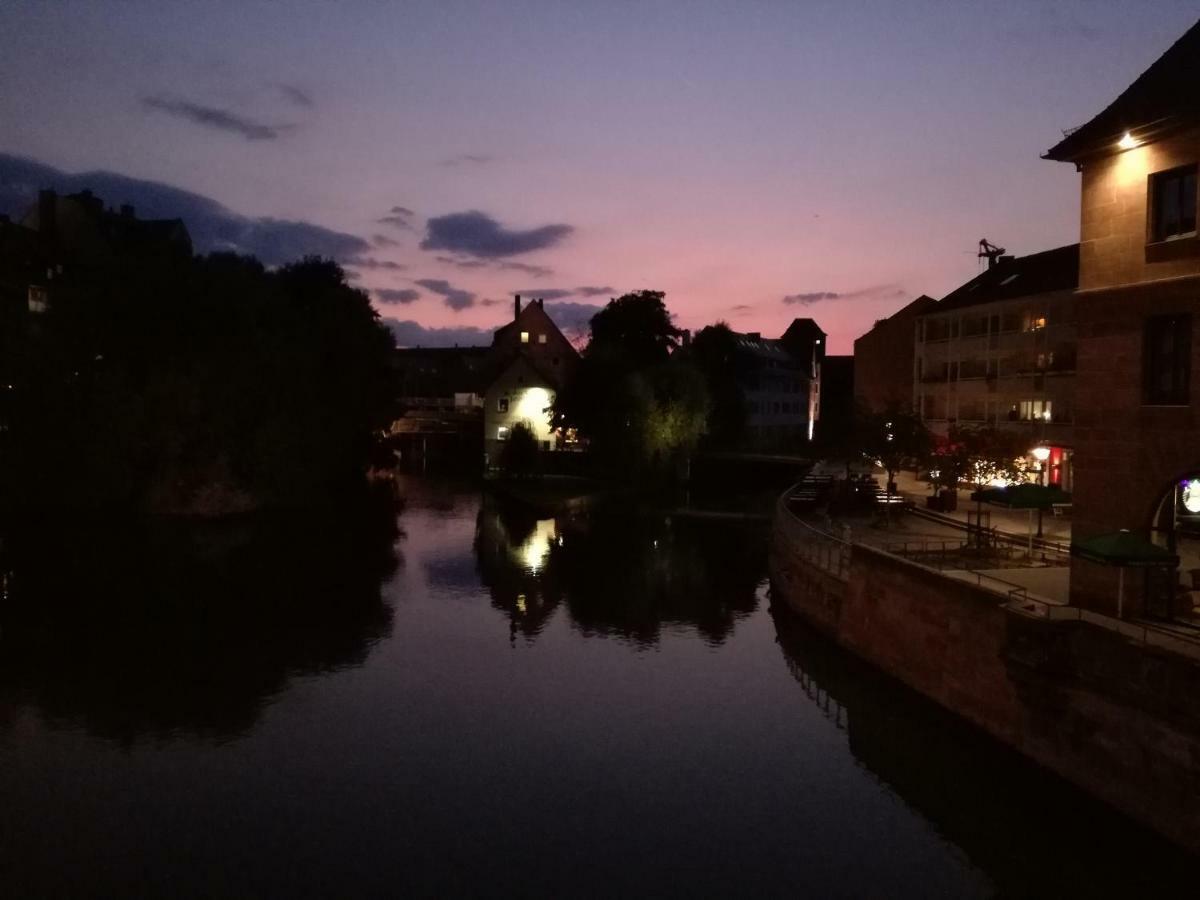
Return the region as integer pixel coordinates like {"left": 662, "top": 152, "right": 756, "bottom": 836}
{"left": 769, "top": 489, "right": 1200, "bottom": 855}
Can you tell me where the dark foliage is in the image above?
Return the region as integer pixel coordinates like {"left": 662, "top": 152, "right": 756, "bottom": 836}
{"left": 2, "top": 252, "right": 395, "bottom": 514}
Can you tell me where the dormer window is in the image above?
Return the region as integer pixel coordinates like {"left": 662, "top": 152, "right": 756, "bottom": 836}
{"left": 520, "top": 331, "right": 529, "bottom": 343}
{"left": 1149, "top": 164, "right": 1198, "bottom": 243}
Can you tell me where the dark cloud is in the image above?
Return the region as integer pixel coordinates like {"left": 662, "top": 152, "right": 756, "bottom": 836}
{"left": 372, "top": 234, "right": 401, "bottom": 248}
{"left": 479, "top": 298, "right": 504, "bottom": 307}
{"left": 420, "top": 210, "right": 572, "bottom": 259}
{"left": 514, "top": 289, "right": 574, "bottom": 301}
{"left": 386, "top": 319, "right": 493, "bottom": 348}
{"left": 346, "top": 256, "right": 407, "bottom": 271}
{"left": 435, "top": 255, "right": 488, "bottom": 270}
{"left": 782, "top": 285, "right": 906, "bottom": 306}
{"left": 375, "top": 288, "right": 421, "bottom": 305}
{"left": 0, "top": 153, "right": 368, "bottom": 266}
{"left": 439, "top": 154, "right": 494, "bottom": 168}
{"left": 277, "top": 83, "right": 314, "bottom": 108}
{"left": 730, "top": 304, "right": 755, "bottom": 312}
{"left": 415, "top": 278, "right": 476, "bottom": 311}
{"left": 378, "top": 206, "right": 416, "bottom": 231}
{"left": 575, "top": 285, "right": 616, "bottom": 297}
{"left": 543, "top": 301, "right": 603, "bottom": 338}
{"left": 141, "top": 95, "right": 289, "bottom": 141}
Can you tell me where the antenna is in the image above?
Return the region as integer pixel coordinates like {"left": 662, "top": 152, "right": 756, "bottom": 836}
{"left": 978, "top": 238, "right": 1006, "bottom": 269}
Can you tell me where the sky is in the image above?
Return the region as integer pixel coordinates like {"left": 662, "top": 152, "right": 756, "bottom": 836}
{"left": 1, "top": 1, "right": 1197, "bottom": 352}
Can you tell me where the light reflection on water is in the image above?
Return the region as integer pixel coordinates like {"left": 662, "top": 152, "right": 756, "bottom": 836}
{"left": 0, "top": 475, "right": 1193, "bottom": 897}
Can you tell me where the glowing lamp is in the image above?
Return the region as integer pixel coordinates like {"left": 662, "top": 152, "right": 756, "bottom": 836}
{"left": 1182, "top": 479, "right": 1200, "bottom": 514}
{"left": 1031, "top": 445, "right": 1051, "bottom": 463}
{"left": 1117, "top": 132, "right": 1140, "bottom": 151}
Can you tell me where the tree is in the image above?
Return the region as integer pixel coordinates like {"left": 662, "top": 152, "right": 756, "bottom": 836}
{"left": 928, "top": 425, "right": 1030, "bottom": 494}
{"left": 585, "top": 290, "right": 682, "bottom": 368}
{"left": 498, "top": 421, "right": 540, "bottom": 478}
{"left": 860, "top": 406, "right": 932, "bottom": 521}
{"left": 686, "top": 322, "right": 746, "bottom": 448}
{"left": 630, "top": 361, "right": 710, "bottom": 474}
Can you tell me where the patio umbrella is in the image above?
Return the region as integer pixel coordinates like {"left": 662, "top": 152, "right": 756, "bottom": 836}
{"left": 971, "top": 484, "right": 1073, "bottom": 551}
{"left": 1070, "top": 529, "right": 1179, "bottom": 618}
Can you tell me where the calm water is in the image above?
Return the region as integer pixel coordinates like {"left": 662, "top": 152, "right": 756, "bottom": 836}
{"left": 0, "top": 475, "right": 1193, "bottom": 898}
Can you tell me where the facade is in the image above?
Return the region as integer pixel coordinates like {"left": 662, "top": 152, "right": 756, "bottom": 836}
{"left": 853, "top": 294, "right": 935, "bottom": 413}
{"left": 914, "top": 245, "right": 1079, "bottom": 489}
{"left": 1045, "top": 20, "right": 1200, "bottom": 619}
{"left": 483, "top": 296, "right": 580, "bottom": 467}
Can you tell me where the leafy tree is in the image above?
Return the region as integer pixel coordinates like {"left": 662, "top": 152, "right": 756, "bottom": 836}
{"left": 585, "top": 290, "right": 682, "bottom": 368}
{"left": 685, "top": 322, "right": 746, "bottom": 448}
{"left": 498, "top": 421, "right": 540, "bottom": 478}
{"left": 928, "top": 425, "right": 1030, "bottom": 493}
{"left": 630, "top": 362, "right": 710, "bottom": 473}
{"left": 860, "top": 407, "right": 933, "bottom": 493}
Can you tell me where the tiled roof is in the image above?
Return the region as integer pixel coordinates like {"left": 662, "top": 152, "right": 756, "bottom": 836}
{"left": 1045, "top": 19, "right": 1200, "bottom": 162}
{"left": 932, "top": 244, "right": 1079, "bottom": 314}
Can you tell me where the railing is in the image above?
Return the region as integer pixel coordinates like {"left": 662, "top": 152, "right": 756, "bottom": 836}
{"left": 775, "top": 493, "right": 851, "bottom": 581}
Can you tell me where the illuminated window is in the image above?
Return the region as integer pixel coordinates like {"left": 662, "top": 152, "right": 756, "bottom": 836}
{"left": 520, "top": 331, "right": 529, "bottom": 343}
{"left": 1143, "top": 314, "right": 1191, "bottom": 405}
{"left": 1023, "top": 313, "right": 1046, "bottom": 332}
{"left": 497, "top": 397, "right": 509, "bottom": 413}
{"left": 497, "top": 426, "right": 510, "bottom": 441}
{"left": 1150, "top": 165, "right": 1198, "bottom": 242}
{"left": 1018, "top": 399, "right": 1052, "bottom": 421}
{"left": 537, "top": 333, "right": 547, "bottom": 344}
{"left": 27, "top": 285, "right": 48, "bottom": 314}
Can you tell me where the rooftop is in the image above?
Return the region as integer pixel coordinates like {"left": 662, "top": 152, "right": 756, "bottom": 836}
{"left": 931, "top": 244, "right": 1079, "bottom": 314}
{"left": 1045, "top": 18, "right": 1200, "bottom": 162}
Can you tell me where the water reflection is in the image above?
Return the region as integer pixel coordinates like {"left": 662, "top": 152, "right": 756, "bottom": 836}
{"left": 0, "top": 490, "right": 401, "bottom": 744}
{"left": 474, "top": 491, "right": 765, "bottom": 646}
{"left": 770, "top": 607, "right": 1197, "bottom": 895}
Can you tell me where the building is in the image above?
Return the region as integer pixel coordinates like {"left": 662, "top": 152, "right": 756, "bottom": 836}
{"left": 817, "top": 354, "right": 854, "bottom": 446}
{"left": 483, "top": 296, "right": 580, "bottom": 467}
{"left": 914, "top": 245, "right": 1080, "bottom": 489}
{"left": 20, "top": 189, "right": 191, "bottom": 266}
{"left": 853, "top": 294, "right": 936, "bottom": 413}
{"left": 1044, "top": 19, "right": 1200, "bottom": 618}
{"left": 725, "top": 329, "right": 815, "bottom": 450}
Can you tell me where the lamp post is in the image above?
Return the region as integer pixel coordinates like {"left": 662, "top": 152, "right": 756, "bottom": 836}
{"left": 1031, "top": 444, "right": 1052, "bottom": 538}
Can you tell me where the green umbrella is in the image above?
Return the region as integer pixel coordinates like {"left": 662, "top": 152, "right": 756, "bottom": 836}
{"left": 1070, "top": 529, "right": 1179, "bottom": 619}
{"left": 970, "top": 484, "right": 1073, "bottom": 550}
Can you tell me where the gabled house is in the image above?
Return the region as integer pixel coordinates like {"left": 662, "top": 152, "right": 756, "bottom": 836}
{"left": 483, "top": 296, "right": 580, "bottom": 468}
{"left": 1044, "top": 18, "right": 1200, "bottom": 618}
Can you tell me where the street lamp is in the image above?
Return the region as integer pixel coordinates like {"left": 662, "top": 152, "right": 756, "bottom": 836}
{"left": 1031, "top": 444, "right": 1051, "bottom": 486}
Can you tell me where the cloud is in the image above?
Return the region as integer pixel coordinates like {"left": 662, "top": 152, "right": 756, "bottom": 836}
{"left": 543, "top": 301, "right": 603, "bottom": 338}
{"left": 141, "top": 95, "right": 289, "bottom": 141}
{"left": 421, "top": 210, "right": 572, "bottom": 258}
{"left": 0, "top": 153, "right": 367, "bottom": 266}
{"left": 575, "top": 285, "right": 616, "bottom": 298}
{"left": 378, "top": 205, "right": 416, "bottom": 231}
{"left": 375, "top": 288, "right": 420, "bottom": 305}
{"left": 345, "top": 256, "right": 407, "bottom": 271}
{"left": 434, "top": 255, "right": 555, "bottom": 277}
{"left": 415, "top": 278, "right": 475, "bottom": 311}
{"left": 386, "top": 319, "right": 494, "bottom": 348}
{"left": 782, "top": 285, "right": 906, "bottom": 306}
{"left": 730, "top": 304, "right": 755, "bottom": 314}
{"left": 479, "top": 298, "right": 504, "bottom": 307}
{"left": 514, "top": 288, "right": 574, "bottom": 301}
{"left": 434, "top": 255, "right": 488, "bottom": 270}
{"left": 499, "top": 260, "right": 553, "bottom": 277}
{"left": 372, "top": 234, "right": 401, "bottom": 248}
{"left": 439, "top": 154, "right": 493, "bottom": 168}
{"left": 277, "top": 83, "right": 314, "bottom": 108}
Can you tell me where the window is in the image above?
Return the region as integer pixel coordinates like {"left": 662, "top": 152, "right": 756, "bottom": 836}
{"left": 1018, "top": 399, "right": 1052, "bottom": 422}
{"left": 1150, "top": 165, "right": 1198, "bottom": 242}
{"left": 497, "top": 397, "right": 509, "bottom": 413}
{"left": 27, "top": 285, "right": 48, "bottom": 314}
{"left": 520, "top": 331, "right": 530, "bottom": 343}
{"left": 537, "top": 333, "right": 547, "bottom": 344}
{"left": 497, "top": 426, "right": 511, "bottom": 441}
{"left": 1143, "top": 314, "right": 1191, "bottom": 405}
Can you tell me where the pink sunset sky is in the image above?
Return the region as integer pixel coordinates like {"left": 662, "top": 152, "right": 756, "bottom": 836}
{"left": 2, "top": 1, "right": 1197, "bottom": 353}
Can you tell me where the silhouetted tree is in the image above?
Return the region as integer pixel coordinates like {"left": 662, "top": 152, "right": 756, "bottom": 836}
{"left": 498, "top": 421, "right": 540, "bottom": 477}
{"left": 686, "top": 322, "right": 746, "bottom": 448}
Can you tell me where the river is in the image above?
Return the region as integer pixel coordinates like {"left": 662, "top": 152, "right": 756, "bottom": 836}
{"left": 0, "top": 475, "right": 1193, "bottom": 897}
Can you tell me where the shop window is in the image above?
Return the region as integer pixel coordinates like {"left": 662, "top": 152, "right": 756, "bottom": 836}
{"left": 1149, "top": 164, "right": 1198, "bottom": 242}
{"left": 1143, "top": 313, "right": 1191, "bottom": 405}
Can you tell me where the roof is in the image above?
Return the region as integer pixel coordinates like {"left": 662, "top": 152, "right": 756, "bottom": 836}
{"left": 931, "top": 244, "right": 1079, "bottom": 315}
{"left": 729, "top": 330, "right": 795, "bottom": 364}
{"left": 1045, "top": 19, "right": 1200, "bottom": 162}
{"left": 486, "top": 352, "right": 568, "bottom": 392}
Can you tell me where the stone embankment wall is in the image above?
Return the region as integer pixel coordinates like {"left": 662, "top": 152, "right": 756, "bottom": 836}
{"left": 770, "top": 509, "right": 1200, "bottom": 853}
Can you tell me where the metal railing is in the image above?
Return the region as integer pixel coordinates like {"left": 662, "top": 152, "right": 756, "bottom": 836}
{"left": 775, "top": 493, "right": 851, "bottom": 581}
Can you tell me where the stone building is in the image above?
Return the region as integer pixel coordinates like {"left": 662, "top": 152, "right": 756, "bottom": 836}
{"left": 853, "top": 294, "right": 935, "bottom": 413}
{"left": 914, "top": 245, "right": 1079, "bottom": 489}
{"left": 726, "top": 328, "right": 818, "bottom": 450}
{"left": 1044, "top": 19, "right": 1200, "bottom": 619}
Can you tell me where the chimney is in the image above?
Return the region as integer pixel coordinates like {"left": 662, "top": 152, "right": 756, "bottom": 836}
{"left": 747, "top": 331, "right": 761, "bottom": 341}
{"left": 37, "top": 189, "right": 57, "bottom": 237}
{"left": 120, "top": 203, "right": 135, "bottom": 218}
{"left": 537, "top": 298, "right": 544, "bottom": 309}
{"left": 514, "top": 294, "right": 522, "bottom": 320}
